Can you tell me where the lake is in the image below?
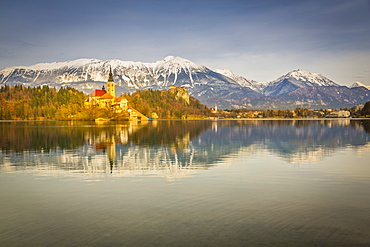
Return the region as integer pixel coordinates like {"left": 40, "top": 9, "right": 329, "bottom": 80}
{"left": 1, "top": 119, "right": 370, "bottom": 246}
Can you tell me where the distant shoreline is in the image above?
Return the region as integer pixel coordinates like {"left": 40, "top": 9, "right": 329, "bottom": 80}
{"left": 1, "top": 118, "right": 370, "bottom": 123}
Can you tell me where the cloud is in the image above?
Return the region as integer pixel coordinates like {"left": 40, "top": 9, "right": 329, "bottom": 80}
{"left": 1, "top": 0, "right": 369, "bottom": 86}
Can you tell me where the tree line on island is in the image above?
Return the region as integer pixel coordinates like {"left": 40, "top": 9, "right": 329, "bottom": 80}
{"left": 0, "top": 85, "right": 211, "bottom": 120}
{"left": 1, "top": 84, "right": 370, "bottom": 120}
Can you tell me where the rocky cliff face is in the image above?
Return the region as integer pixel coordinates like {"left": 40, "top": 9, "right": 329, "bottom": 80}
{"left": 169, "top": 86, "right": 190, "bottom": 104}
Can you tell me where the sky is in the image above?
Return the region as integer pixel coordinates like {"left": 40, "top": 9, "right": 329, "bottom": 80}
{"left": 1, "top": 0, "right": 370, "bottom": 86}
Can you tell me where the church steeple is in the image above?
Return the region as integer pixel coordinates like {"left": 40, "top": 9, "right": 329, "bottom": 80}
{"left": 106, "top": 66, "right": 116, "bottom": 98}
{"left": 108, "top": 66, "right": 114, "bottom": 82}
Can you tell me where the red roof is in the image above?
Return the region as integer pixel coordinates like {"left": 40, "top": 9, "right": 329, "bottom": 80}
{"left": 89, "top": 90, "right": 106, "bottom": 97}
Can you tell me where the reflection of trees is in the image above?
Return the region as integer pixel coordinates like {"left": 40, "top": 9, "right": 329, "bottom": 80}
{"left": 83, "top": 120, "right": 212, "bottom": 151}
{"left": 2, "top": 119, "right": 370, "bottom": 165}
{"left": 0, "top": 121, "right": 87, "bottom": 153}
{"left": 358, "top": 120, "right": 370, "bottom": 134}
{"left": 0, "top": 120, "right": 212, "bottom": 154}
{"left": 0, "top": 121, "right": 214, "bottom": 179}
{"left": 128, "top": 120, "right": 212, "bottom": 149}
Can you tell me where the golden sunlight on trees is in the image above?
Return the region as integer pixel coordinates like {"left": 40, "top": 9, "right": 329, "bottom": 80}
{"left": 122, "top": 89, "right": 211, "bottom": 119}
{"left": 0, "top": 85, "right": 86, "bottom": 120}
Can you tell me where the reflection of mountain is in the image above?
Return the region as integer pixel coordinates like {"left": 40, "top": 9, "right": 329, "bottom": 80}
{"left": 1, "top": 120, "right": 370, "bottom": 179}
{"left": 196, "top": 120, "right": 370, "bottom": 164}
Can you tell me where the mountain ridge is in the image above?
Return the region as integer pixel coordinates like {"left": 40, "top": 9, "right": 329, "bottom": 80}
{"left": 350, "top": 81, "right": 370, "bottom": 90}
{"left": 1, "top": 56, "right": 369, "bottom": 109}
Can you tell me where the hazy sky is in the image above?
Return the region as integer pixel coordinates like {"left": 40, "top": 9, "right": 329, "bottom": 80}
{"left": 1, "top": 0, "right": 369, "bottom": 86}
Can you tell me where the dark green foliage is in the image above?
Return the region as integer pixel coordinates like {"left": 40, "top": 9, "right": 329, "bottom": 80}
{"left": 0, "top": 121, "right": 87, "bottom": 153}
{"left": 361, "top": 101, "right": 370, "bottom": 117}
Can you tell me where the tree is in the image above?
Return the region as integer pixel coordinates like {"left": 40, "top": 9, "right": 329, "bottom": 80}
{"left": 361, "top": 101, "right": 370, "bottom": 117}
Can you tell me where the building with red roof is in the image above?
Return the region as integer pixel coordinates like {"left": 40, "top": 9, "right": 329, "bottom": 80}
{"left": 84, "top": 68, "right": 117, "bottom": 108}
{"left": 84, "top": 68, "right": 147, "bottom": 120}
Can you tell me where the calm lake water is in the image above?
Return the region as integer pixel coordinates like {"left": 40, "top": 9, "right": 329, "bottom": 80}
{"left": 1, "top": 119, "right": 370, "bottom": 247}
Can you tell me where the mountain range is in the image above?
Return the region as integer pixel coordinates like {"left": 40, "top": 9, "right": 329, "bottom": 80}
{"left": 1, "top": 56, "right": 369, "bottom": 109}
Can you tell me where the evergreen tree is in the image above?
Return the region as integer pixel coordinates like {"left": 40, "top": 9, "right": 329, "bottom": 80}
{"left": 361, "top": 101, "right": 370, "bottom": 116}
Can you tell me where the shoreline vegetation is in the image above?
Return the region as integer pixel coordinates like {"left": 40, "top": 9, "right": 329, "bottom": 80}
{"left": 1, "top": 118, "right": 370, "bottom": 123}
{"left": 1, "top": 84, "right": 370, "bottom": 121}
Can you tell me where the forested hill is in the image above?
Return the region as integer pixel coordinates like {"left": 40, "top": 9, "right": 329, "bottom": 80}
{"left": 122, "top": 88, "right": 211, "bottom": 119}
{"left": 0, "top": 85, "right": 86, "bottom": 120}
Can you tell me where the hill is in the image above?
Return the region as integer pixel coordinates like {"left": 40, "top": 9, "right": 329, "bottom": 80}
{"left": 0, "top": 85, "right": 86, "bottom": 120}
{"left": 122, "top": 87, "right": 211, "bottom": 119}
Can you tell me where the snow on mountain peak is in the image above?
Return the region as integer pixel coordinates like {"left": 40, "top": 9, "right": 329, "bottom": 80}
{"left": 272, "top": 69, "right": 338, "bottom": 87}
{"left": 154, "top": 56, "right": 205, "bottom": 72}
{"left": 162, "top": 55, "right": 192, "bottom": 62}
{"left": 214, "top": 69, "right": 235, "bottom": 78}
{"left": 263, "top": 69, "right": 340, "bottom": 96}
{"left": 161, "top": 56, "right": 197, "bottom": 65}
{"left": 163, "top": 55, "right": 177, "bottom": 61}
{"left": 28, "top": 58, "right": 102, "bottom": 70}
{"left": 350, "top": 81, "right": 370, "bottom": 90}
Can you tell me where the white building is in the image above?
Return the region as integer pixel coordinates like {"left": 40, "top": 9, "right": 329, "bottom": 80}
{"left": 325, "top": 110, "right": 350, "bottom": 118}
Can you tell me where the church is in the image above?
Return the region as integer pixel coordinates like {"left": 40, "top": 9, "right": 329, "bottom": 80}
{"left": 84, "top": 67, "right": 128, "bottom": 110}
{"left": 84, "top": 68, "right": 148, "bottom": 120}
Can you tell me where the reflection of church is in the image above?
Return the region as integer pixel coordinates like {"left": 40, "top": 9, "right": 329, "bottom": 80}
{"left": 84, "top": 122, "right": 208, "bottom": 179}
{"left": 93, "top": 131, "right": 117, "bottom": 174}
{"left": 84, "top": 67, "right": 148, "bottom": 120}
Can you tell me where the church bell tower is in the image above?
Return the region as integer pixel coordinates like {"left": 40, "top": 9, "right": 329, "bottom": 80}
{"left": 106, "top": 67, "right": 116, "bottom": 98}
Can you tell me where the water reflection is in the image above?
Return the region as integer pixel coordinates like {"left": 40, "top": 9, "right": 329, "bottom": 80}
{"left": 1, "top": 119, "right": 370, "bottom": 179}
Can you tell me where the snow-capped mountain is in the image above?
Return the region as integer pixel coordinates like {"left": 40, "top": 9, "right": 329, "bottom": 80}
{"left": 0, "top": 56, "right": 210, "bottom": 90}
{"left": 1, "top": 56, "right": 369, "bottom": 109}
{"left": 0, "top": 56, "right": 264, "bottom": 106}
{"left": 350, "top": 81, "right": 370, "bottom": 90}
{"left": 263, "top": 69, "right": 339, "bottom": 96}
{"left": 0, "top": 56, "right": 232, "bottom": 90}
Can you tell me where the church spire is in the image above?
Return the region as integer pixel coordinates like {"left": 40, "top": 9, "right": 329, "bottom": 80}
{"left": 108, "top": 66, "right": 114, "bottom": 82}
{"left": 106, "top": 66, "right": 116, "bottom": 98}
